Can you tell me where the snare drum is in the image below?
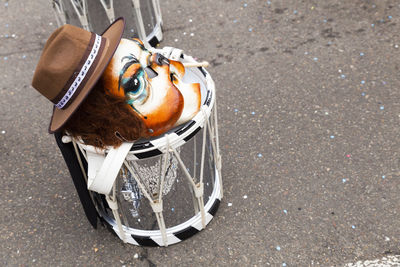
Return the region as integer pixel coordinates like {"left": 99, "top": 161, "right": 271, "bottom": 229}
{"left": 59, "top": 52, "right": 222, "bottom": 246}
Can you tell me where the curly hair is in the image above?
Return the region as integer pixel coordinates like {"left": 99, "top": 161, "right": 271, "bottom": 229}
{"left": 63, "top": 80, "right": 148, "bottom": 148}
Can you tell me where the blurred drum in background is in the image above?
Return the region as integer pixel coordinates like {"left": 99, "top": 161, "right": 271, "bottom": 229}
{"left": 52, "top": 0, "right": 163, "bottom": 47}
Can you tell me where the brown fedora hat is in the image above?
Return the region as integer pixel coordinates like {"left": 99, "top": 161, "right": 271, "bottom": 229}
{"left": 32, "top": 17, "right": 125, "bottom": 133}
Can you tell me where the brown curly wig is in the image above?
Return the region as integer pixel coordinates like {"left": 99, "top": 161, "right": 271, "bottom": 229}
{"left": 63, "top": 80, "right": 149, "bottom": 148}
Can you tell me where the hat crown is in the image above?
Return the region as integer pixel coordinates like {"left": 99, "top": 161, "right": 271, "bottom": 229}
{"left": 32, "top": 24, "right": 93, "bottom": 101}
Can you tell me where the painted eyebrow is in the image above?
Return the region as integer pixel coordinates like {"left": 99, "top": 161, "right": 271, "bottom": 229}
{"left": 132, "top": 39, "right": 146, "bottom": 51}
{"left": 118, "top": 54, "right": 140, "bottom": 91}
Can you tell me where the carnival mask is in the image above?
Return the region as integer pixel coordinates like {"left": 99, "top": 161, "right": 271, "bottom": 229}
{"left": 102, "top": 38, "right": 201, "bottom": 136}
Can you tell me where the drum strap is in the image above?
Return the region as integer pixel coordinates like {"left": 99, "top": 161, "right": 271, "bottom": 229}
{"left": 86, "top": 142, "right": 134, "bottom": 194}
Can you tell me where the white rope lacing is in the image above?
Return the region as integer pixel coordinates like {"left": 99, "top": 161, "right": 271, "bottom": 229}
{"left": 106, "top": 184, "right": 126, "bottom": 243}
{"left": 71, "top": 138, "right": 99, "bottom": 210}
{"left": 171, "top": 108, "right": 207, "bottom": 229}
{"left": 70, "top": 0, "right": 91, "bottom": 31}
{"left": 122, "top": 139, "right": 170, "bottom": 246}
{"left": 99, "top": 0, "right": 115, "bottom": 23}
{"left": 207, "top": 103, "right": 223, "bottom": 198}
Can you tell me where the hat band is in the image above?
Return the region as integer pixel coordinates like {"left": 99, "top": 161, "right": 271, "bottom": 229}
{"left": 55, "top": 34, "right": 103, "bottom": 109}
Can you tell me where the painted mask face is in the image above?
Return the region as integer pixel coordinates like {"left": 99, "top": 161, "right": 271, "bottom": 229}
{"left": 102, "top": 38, "right": 201, "bottom": 137}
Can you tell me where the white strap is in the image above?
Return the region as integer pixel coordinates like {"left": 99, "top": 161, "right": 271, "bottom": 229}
{"left": 87, "top": 142, "right": 134, "bottom": 194}
{"left": 158, "top": 46, "right": 184, "bottom": 61}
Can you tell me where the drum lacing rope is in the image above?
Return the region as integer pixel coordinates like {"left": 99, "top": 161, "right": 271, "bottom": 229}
{"left": 68, "top": 136, "right": 99, "bottom": 211}
{"left": 106, "top": 185, "right": 127, "bottom": 243}
{"left": 207, "top": 103, "right": 223, "bottom": 198}
{"left": 171, "top": 108, "right": 209, "bottom": 229}
{"left": 122, "top": 136, "right": 171, "bottom": 246}
{"left": 70, "top": 136, "right": 127, "bottom": 243}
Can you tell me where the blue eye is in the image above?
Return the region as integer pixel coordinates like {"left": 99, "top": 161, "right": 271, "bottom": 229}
{"left": 124, "top": 71, "right": 147, "bottom": 105}
{"left": 122, "top": 76, "right": 140, "bottom": 93}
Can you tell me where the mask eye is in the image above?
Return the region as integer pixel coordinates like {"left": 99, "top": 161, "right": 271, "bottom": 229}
{"left": 122, "top": 71, "right": 148, "bottom": 105}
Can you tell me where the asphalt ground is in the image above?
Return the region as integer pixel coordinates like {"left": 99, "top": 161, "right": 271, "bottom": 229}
{"left": 1, "top": 0, "right": 400, "bottom": 266}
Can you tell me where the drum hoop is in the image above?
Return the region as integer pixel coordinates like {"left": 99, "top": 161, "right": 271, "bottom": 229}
{"left": 77, "top": 55, "right": 216, "bottom": 158}
{"left": 100, "top": 167, "right": 222, "bottom": 246}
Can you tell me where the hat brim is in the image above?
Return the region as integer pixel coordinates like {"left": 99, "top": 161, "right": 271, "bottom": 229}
{"left": 49, "top": 17, "right": 125, "bottom": 133}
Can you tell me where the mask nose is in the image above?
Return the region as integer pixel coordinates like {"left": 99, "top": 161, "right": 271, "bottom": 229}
{"left": 153, "top": 53, "right": 170, "bottom": 66}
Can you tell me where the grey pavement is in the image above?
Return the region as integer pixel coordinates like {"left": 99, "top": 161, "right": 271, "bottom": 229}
{"left": 1, "top": 0, "right": 400, "bottom": 266}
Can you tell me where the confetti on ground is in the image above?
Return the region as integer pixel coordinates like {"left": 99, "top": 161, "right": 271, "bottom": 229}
{"left": 257, "top": 153, "right": 263, "bottom": 158}
{"left": 283, "top": 209, "right": 288, "bottom": 214}
{"left": 352, "top": 225, "right": 356, "bottom": 229}
{"left": 360, "top": 52, "right": 364, "bottom": 56}
{"left": 282, "top": 263, "right": 287, "bottom": 266}
{"left": 4, "top": 57, "right": 8, "bottom": 60}
{"left": 380, "top": 106, "right": 384, "bottom": 110}
{"left": 385, "top": 236, "right": 390, "bottom": 241}
{"left": 342, "top": 178, "right": 347, "bottom": 183}
{"left": 346, "top": 154, "right": 351, "bottom": 158}
{"left": 388, "top": 16, "right": 392, "bottom": 19}
{"left": 361, "top": 80, "right": 365, "bottom": 84}
{"left": 341, "top": 74, "right": 346, "bottom": 79}
{"left": 134, "top": 253, "right": 139, "bottom": 259}
{"left": 234, "top": 108, "right": 239, "bottom": 113}
{"left": 228, "top": 203, "right": 232, "bottom": 207}
{"left": 382, "top": 175, "right": 386, "bottom": 179}
{"left": 1, "top": 130, "right": 5, "bottom": 134}
{"left": 190, "top": 33, "right": 194, "bottom": 37}
{"left": 171, "top": 208, "right": 175, "bottom": 212}
{"left": 371, "top": 24, "right": 375, "bottom": 27}
{"left": 243, "top": 195, "right": 248, "bottom": 199}
{"left": 251, "top": 111, "right": 255, "bottom": 115}
{"left": 313, "top": 57, "right": 318, "bottom": 61}
{"left": 294, "top": 10, "right": 298, "bottom": 14}
{"left": 248, "top": 28, "right": 253, "bottom": 32}
{"left": 330, "top": 135, "right": 335, "bottom": 139}
{"left": 276, "top": 246, "right": 281, "bottom": 251}
{"left": 189, "top": 19, "right": 193, "bottom": 23}
{"left": 361, "top": 92, "right": 365, "bottom": 96}
{"left": 174, "top": 39, "right": 178, "bottom": 42}
{"left": 243, "top": 3, "right": 248, "bottom": 7}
